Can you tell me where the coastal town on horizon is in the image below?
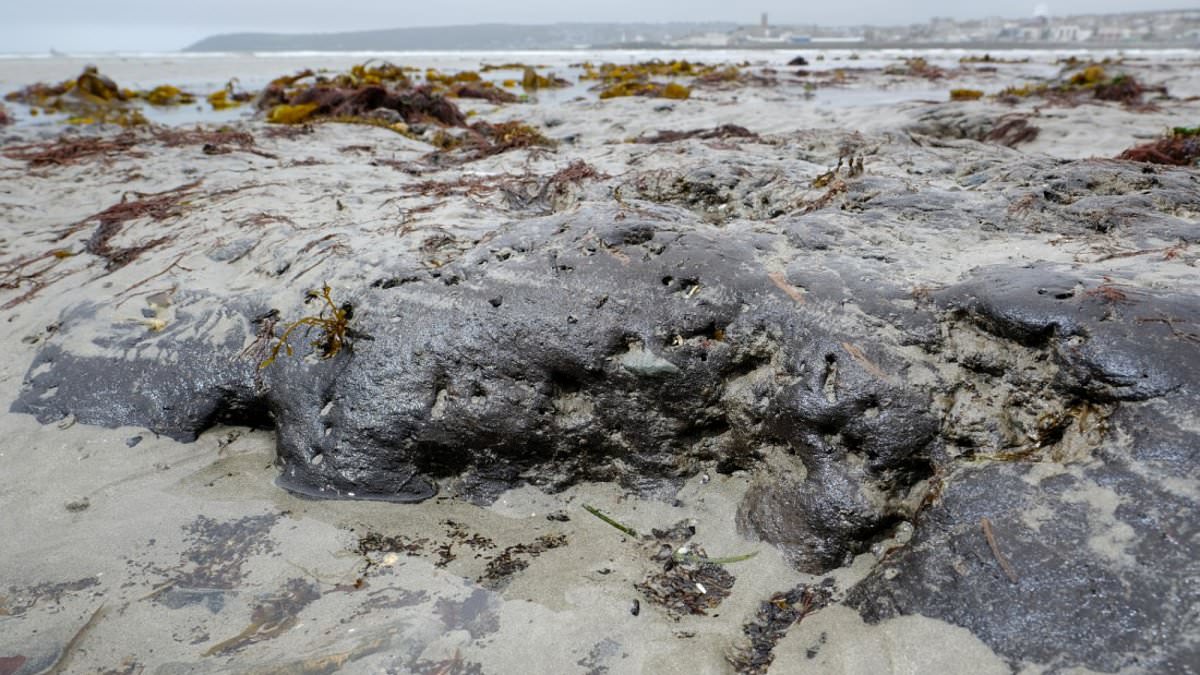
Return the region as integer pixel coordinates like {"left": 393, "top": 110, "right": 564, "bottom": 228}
{"left": 690, "top": 7, "right": 1200, "bottom": 47}
{"left": 181, "top": 7, "right": 1200, "bottom": 53}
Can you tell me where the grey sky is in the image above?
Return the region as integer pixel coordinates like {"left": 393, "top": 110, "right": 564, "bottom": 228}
{"left": 2, "top": 1, "right": 1195, "bottom": 52}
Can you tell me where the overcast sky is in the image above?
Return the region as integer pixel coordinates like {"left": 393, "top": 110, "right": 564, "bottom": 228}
{"left": 1, "top": 1, "right": 1194, "bottom": 52}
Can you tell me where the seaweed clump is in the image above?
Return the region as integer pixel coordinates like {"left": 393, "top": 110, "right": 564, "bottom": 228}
{"left": 259, "top": 64, "right": 469, "bottom": 134}
{"left": 1117, "top": 126, "right": 1200, "bottom": 166}
{"left": 580, "top": 60, "right": 715, "bottom": 100}
{"left": 258, "top": 62, "right": 466, "bottom": 132}
{"left": 998, "top": 64, "right": 1166, "bottom": 107}
{"left": 635, "top": 548, "right": 736, "bottom": 617}
{"left": 0, "top": 102, "right": 12, "bottom": 125}
{"left": 884, "top": 57, "right": 947, "bottom": 79}
{"left": 5, "top": 66, "right": 147, "bottom": 126}
{"left": 728, "top": 584, "right": 833, "bottom": 674}
{"left": 260, "top": 284, "right": 354, "bottom": 368}
{"left": 207, "top": 79, "right": 253, "bottom": 110}
{"left": 599, "top": 81, "right": 691, "bottom": 100}
{"left": 4, "top": 66, "right": 212, "bottom": 126}
{"left": 520, "top": 67, "right": 571, "bottom": 92}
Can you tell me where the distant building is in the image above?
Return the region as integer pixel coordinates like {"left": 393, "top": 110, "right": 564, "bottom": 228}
{"left": 1050, "top": 25, "right": 1093, "bottom": 41}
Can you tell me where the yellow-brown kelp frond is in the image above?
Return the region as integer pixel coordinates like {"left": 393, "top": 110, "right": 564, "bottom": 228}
{"left": 520, "top": 67, "right": 570, "bottom": 92}
{"left": 5, "top": 66, "right": 147, "bottom": 127}
{"left": 599, "top": 81, "right": 691, "bottom": 100}
{"left": 260, "top": 285, "right": 354, "bottom": 369}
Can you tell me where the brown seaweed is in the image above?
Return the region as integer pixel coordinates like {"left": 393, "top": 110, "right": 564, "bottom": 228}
{"left": 728, "top": 584, "right": 833, "bottom": 674}
{"left": 260, "top": 284, "right": 354, "bottom": 368}
{"left": 2, "top": 133, "right": 141, "bottom": 166}
{"left": 263, "top": 84, "right": 466, "bottom": 129}
{"left": 635, "top": 551, "right": 736, "bottom": 617}
{"left": 633, "top": 124, "right": 758, "bottom": 144}
{"left": 203, "top": 579, "right": 320, "bottom": 657}
{"left": 1117, "top": 127, "right": 1200, "bottom": 166}
{"left": 985, "top": 115, "right": 1040, "bottom": 147}
{"left": 61, "top": 180, "right": 200, "bottom": 270}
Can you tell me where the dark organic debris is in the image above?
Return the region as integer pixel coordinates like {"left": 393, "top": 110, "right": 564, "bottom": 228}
{"left": 4, "top": 66, "right": 147, "bottom": 126}
{"left": 203, "top": 578, "right": 321, "bottom": 656}
{"left": 478, "top": 534, "right": 568, "bottom": 589}
{"left": 999, "top": 65, "right": 1167, "bottom": 107}
{"left": 984, "top": 115, "right": 1040, "bottom": 147}
{"left": 1, "top": 577, "right": 100, "bottom": 617}
{"left": 635, "top": 550, "right": 736, "bottom": 617}
{"left": 1117, "top": 126, "right": 1200, "bottom": 166}
{"left": 260, "top": 76, "right": 466, "bottom": 129}
{"left": 729, "top": 585, "right": 832, "bottom": 674}
{"left": 884, "top": 57, "right": 947, "bottom": 80}
{"left": 65, "top": 180, "right": 200, "bottom": 271}
{"left": 354, "top": 531, "right": 430, "bottom": 575}
{"left": 2, "top": 133, "right": 141, "bottom": 166}
{"left": 633, "top": 124, "right": 759, "bottom": 144}
{"left": 145, "top": 514, "right": 279, "bottom": 605}
{"left": 466, "top": 119, "right": 557, "bottom": 157}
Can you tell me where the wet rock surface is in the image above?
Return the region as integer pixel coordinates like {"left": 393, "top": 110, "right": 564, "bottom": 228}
{"left": 846, "top": 263, "right": 1200, "bottom": 672}
{"left": 8, "top": 116, "right": 1200, "bottom": 670}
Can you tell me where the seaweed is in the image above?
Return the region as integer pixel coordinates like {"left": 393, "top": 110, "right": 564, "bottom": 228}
{"left": 579, "top": 59, "right": 726, "bottom": 82}
{"left": 520, "top": 67, "right": 570, "bottom": 92}
{"left": 984, "top": 115, "right": 1040, "bottom": 147}
{"left": 470, "top": 119, "right": 557, "bottom": 154}
{"left": 635, "top": 552, "right": 736, "bottom": 617}
{"left": 632, "top": 124, "right": 758, "bottom": 144}
{"left": 598, "top": 81, "right": 691, "bottom": 100}
{"left": 583, "top": 503, "right": 638, "bottom": 537}
{"left": 140, "top": 85, "right": 195, "bottom": 106}
{"left": 960, "top": 54, "right": 1030, "bottom": 64}
{"left": 207, "top": 79, "right": 252, "bottom": 110}
{"left": 728, "top": 584, "right": 833, "bottom": 674}
{"left": 451, "top": 83, "right": 519, "bottom": 104}
{"left": 425, "top": 69, "right": 483, "bottom": 86}
{"left": 477, "top": 534, "right": 567, "bottom": 590}
{"left": 1, "top": 132, "right": 141, "bottom": 166}
{"left": 949, "top": 88, "right": 984, "bottom": 101}
{"left": 0, "top": 102, "right": 10, "bottom": 126}
{"left": 267, "top": 103, "right": 320, "bottom": 125}
{"left": 153, "top": 126, "right": 274, "bottom": 157}
{"left": 5, "top": 66, "right": 148, "bottom": 127}
{"left": 203, "top": 578, "right": 321, "bottom": 657}
{"left": 60, "top": 180, "right": 200, "bottom": 271}
{"left": 262, "top": 83, "right": 466, "bottom": 130}
{"left": 1117, "top": 127, "right": 1200, "bottom": 166}
{"left": 259, "top": 284, "right": 354, "bottom": 368}
{"left": 998, "top": 64, "right": 1166, "bottom": 107}
{"left": 884, "top": 57, "right": 946, "bottom": 80}
{"left": 0, "top": 248, "right": 80, "bottom": 310}
{"left": 579, "top": 59, "right": 734, "bottom": 99}
{"left": 0, "top": 577, "right": 100, "bottom": 617}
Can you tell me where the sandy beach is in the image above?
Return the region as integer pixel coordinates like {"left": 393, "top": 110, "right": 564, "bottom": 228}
{"left": 1, "top": 49, "right": 1198, "bottom": 674}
